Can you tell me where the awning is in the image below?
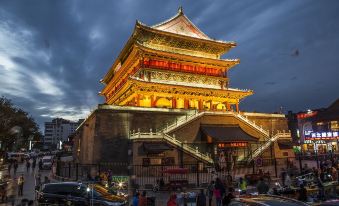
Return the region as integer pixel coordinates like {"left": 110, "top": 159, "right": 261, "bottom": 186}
{"left": 143, "top": 143, "right": 172, "bottom": 154}
{"left": 277, "top": 140, "right": 294, "bottom": 149}
{"left": 201, "top": 125, "right": 257, "bottom": 142}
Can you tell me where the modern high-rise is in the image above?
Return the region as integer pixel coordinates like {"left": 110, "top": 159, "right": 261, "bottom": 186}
{"left": 44, "top": 118, "right": 83, "bottom": 147}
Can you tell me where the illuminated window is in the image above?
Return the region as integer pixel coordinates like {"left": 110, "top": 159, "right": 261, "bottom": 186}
{"left": 316, "top": 122, "right": 324, "bottom": 126}
{"left": 331, "top": 121, "right": 339, "bottom": 131}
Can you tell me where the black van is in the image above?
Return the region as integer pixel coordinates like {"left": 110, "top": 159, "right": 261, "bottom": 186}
{"left": 37, "top": 182, "right": 126, "bottom": 206}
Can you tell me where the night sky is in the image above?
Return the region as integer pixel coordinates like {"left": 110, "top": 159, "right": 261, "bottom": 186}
{"left": 1, "top": 0, "right": 339, "bottom": 131}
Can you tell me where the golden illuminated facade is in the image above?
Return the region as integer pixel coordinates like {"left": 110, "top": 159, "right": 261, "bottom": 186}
{"left": 101, "top": 8, "right": 253, "bottom": 112}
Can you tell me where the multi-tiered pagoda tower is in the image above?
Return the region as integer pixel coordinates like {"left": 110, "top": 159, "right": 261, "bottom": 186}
{"left": 100, "top": 7, "right": 252, "bottom": 112}
{"left": 73, "top": 8, "right": 293, "bottom": 175}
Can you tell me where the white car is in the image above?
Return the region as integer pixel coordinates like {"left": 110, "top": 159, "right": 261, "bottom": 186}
{"left": 42, "top": 156, "right": 53, "bottom": 169}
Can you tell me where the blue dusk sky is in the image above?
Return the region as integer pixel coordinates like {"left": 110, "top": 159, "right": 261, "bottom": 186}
{"left": 0, "top": 0, "right": 339, "bottom": 130}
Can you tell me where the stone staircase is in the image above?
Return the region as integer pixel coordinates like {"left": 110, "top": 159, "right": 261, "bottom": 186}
{"left": 129, "top": 131, "right": 213, "bottom": 163}
{"left": 130, "top": 110, "right": 289, "bottom": 165}
{"left": 246, "top": 131, "right": 291, "bottom": 163}
{"left": 160, "top": 111, "right": 270, "bottom": 138}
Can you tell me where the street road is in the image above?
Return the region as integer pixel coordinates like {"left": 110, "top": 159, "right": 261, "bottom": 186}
{"left": 1, "top": 161, "right": 50, "bottom": 206}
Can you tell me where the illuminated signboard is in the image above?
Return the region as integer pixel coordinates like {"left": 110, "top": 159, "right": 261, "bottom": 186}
{"left": 305, "top": 131, "right": 339, "bottom": 140}
{"left": 217, "top": 142, "right": 247, "bottom": 148}
{"left": 297, "top": 111, "right": 318, "bottom": 119}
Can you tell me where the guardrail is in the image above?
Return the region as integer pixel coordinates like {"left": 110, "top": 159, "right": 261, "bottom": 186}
{"left": 247, "top": 132, "right": 291, "bottom": 162}
{"left": 159, "top": 110, "right": 270, "bottom": 138}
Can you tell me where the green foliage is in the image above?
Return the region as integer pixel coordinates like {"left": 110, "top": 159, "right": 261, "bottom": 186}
{"left": 0, "top": 96, "right": 42, "bottom": 151}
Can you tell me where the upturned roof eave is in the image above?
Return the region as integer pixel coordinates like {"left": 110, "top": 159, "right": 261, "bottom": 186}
{"left": 136, "top": 21, "right": 236, "bottom": 48}
{"left": 151, "top": 7, "right": 211, "bottom": 40}
{"left": 134, "top": 41, "right": 240, "bottom": 67}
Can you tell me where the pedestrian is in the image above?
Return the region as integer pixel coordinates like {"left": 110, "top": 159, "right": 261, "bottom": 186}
{"left": 207, "top": 180, "right": 214, "bottom": 206}
{"left": 132, "top": 192, "right": 139, "bottom": 206}
{"left": 284, "top": 173, "right": 292, "bottom": 188}
{"left": 26, "top": 160, "right": 31, "bottom": 172}
{"left": 32, "top": 158, "right": 36, "bottom": 171}
{"left": 214, "top": 178, "right": 225, "bottom": 206}
{"left": 280, "top": 168, "right": 286, "bottom": 187}
{"left": 13, "top": 161, "right": 18, "bottom": 176}
{"left": 196, "top": 189, "right": 206, "bottom": 206}
{"left": 176, "top": 188, "right": 184, "bottom": 206}
{"left": 331, "top": 167, "right": 337, "bottom": 181}
{"left": 138, "top": 191, "right": 147, "bottom": 206}
{"left": 316, "top": 173, "right": 325, "bottom": 201}
{"left": 44, "top": 176, "right": 50, "bottom": 184}
{"left": 298, "top": 184, "right": 307, "bottom": 202}
{"left": 0, "top": 184, "right": 7, "bottom": 203}
{"left": 7, "top": 162, "right": 12, "bottom": 176}
{"left": 238, "top": 177, "right": 247, "bottom": 195}
{"left": 257, "top": 178, "right": 269, "bottom": 194}
{"left": 87, "top": 172, "right": 93, "bottom": 181}
{"left": 167, "top": 193, "right": 177, "bottom": 206}
{"left": 38, "top": 159, "right": 43, "bottom": 171}
{"left": 18, "top": 174, "right": 24, "bottom": 196}
{"left": 222, "top": 187, "right": 236, "bottom": 206}
{"left": 35, "top": 173, "right": 41, "bottom": 187}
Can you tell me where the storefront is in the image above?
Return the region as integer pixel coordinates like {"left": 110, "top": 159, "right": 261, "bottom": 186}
{"left": 200, "top": 125, "right": 257, "bottom": 162}
{"left": 302, "top": 131, "right": 338, "bottom": 154}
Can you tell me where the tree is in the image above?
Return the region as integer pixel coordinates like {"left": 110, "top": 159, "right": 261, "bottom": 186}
{"left": 0, "top": 96, "right": 42, "bottom": 151}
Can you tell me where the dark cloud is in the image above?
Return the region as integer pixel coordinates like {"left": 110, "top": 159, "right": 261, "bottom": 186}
{"left": 0, "top": 0, "right": 339, "bottom": 130}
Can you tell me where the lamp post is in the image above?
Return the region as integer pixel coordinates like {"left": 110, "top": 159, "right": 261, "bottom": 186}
{"left": 314, "top": 141, "right": 319, "bottom": 169}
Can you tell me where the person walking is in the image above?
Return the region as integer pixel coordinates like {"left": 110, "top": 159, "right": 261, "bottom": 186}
{"left": 132, "top": 192, "right": 139, "bottom": 206}
{"left": 257, "top": 178, "right": 269, "bottom": 194}
{"left": 18, "top": 175, "right": 25, "bottom": 196}
{"left": 32, "top": 158, "right": 36, "bottom": 172}
{"left": 7, "top": 162, "right": 12, "bottom": 176}
{"left": 13, "top": 161, "right": 18, "bottom": 176}
{"left": 26, "top": 160, "right": 31, "bottom": 173}
{"left": 238, "top": 177, "right": 247, "bottom": 195}
{"left": 35, "top": 173, "right": 41, "bottom": 188}
{"left": 138, "top": 191, "right": 147, "bottom": 206}
{"left": 298, "top": 184, "right": 307, "bottom": 202}
{"left": 38, "top": 159, "right": 43, "bottom": 171}
{"left": 317, "top": 173, "right": 325, "bottom": 201}
{"left": 167, "top": 193, "right": 177, "bottom": 206}
{"left": 214, "top": 178, "right": 225, "bottom": 206}
{"left": 207, "top": 180, "right": 214, "bottom": 206}
{"left": 196, "top": 189, "right": 206, "bottom": 206}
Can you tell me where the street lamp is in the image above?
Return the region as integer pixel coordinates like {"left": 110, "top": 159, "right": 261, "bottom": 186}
{"left": 313, "top": 141, "right": 319, "bottom": 168}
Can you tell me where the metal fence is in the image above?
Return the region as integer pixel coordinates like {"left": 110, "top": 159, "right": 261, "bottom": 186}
{"left": 56, "top": 153, "right": 339, "bottom": 188}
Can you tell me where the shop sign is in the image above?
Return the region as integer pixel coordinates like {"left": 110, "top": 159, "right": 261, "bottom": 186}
{"left": 217, "top": 142, "right": 247, "bottom": 148}
{"left": 304, "top": 140, "right": 326, "bottom": 144}
{"left": 305, "top": 131, "right": 339, "bottom": 140}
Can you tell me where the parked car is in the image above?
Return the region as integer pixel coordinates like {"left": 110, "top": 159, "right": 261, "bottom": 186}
{"left": 41, "top": 156, "right": 53, "bottom": 170}
{"left": 229, "top": 194, "right": 309, "bottom": 206}
{"left": 36, "top": 182, "right": 126, "bottom": 205}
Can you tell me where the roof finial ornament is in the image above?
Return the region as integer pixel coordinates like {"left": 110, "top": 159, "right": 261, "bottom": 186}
{"left": 178, "top": 6, "right": 183, "bottom": 14}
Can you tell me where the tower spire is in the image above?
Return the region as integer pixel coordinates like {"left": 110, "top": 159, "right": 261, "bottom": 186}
{"left": 178, "top": 6, "right": 183, "bottom": 14}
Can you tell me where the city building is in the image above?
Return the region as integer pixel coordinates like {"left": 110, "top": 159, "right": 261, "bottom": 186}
{"left": 44, "top": 118, "right": 83, "bottom": 148}
{"left": 73, "top": 8, "right": 293, "bottom": 172}
{"left": 287, "top": 98, "right": 339, "bottom": 155}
